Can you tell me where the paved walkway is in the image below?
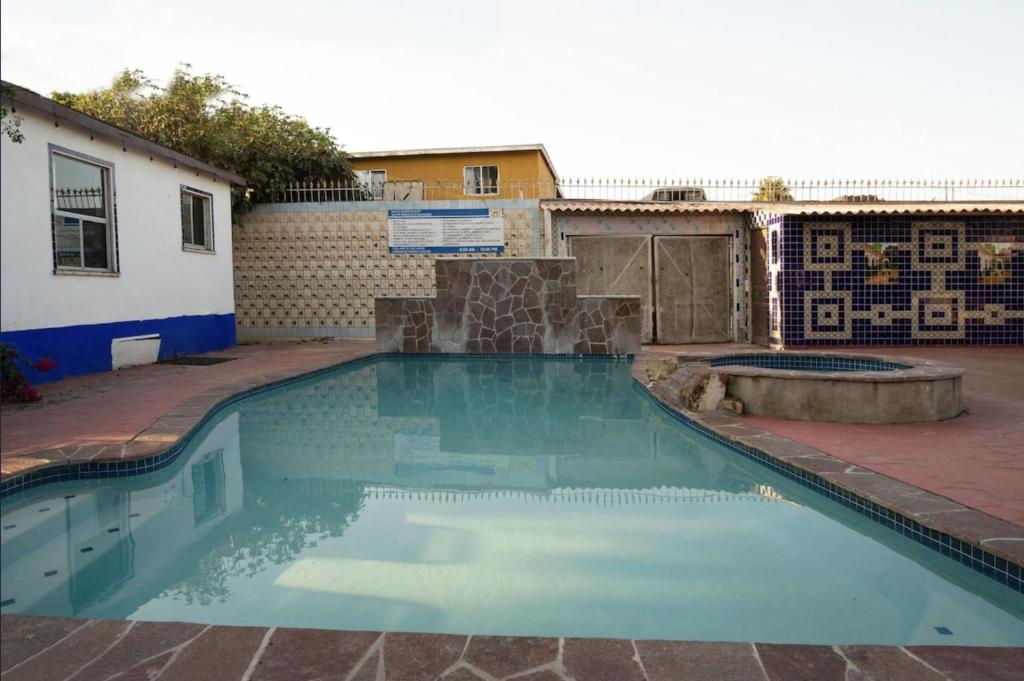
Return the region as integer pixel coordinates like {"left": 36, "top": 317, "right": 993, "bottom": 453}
{"left": 3, "top": 614, "right": 1021, "bottom": 681}
{"left": 0, "top": 341, "right": 375, "bottom": 459}
{"left": 752, "top": 347, "right": 1023, "bottom": 526}
{"left": 649, "top": 344, "right": 1024, "bottom": 527}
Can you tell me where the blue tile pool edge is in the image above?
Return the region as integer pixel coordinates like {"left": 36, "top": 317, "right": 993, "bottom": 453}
{"left": 630, "top": 379, "right": 1023, "bottom": 595}
{"left": 0, "top": 351, "right": 1019, "bottom": 595}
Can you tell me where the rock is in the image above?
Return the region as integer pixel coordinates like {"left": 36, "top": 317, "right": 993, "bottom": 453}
{"left": 645, "top": 358, "right": 677, "bottom": 383}
{"left": 721, "top": 397, "right": 744, "bottom": 415}
{"left": 679, "top": 368, "right": 728, "bottom": 412}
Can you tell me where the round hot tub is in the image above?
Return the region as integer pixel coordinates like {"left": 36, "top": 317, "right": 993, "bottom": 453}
{"left": 710, "top": 354, "right": 912, "bottom": 374}
{"left": 681, "top": 351, "right": 964, "bottom": 424}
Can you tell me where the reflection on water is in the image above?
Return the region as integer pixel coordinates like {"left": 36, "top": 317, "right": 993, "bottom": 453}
{"left": 2, "top": 358, "right": 1023, "bottom": 645}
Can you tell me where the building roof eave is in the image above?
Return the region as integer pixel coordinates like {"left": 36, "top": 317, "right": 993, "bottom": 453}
{"left": 3, "top": 81, "right": 247, "bottom": 186}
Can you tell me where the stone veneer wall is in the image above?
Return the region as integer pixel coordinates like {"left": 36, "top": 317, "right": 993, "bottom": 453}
{"left": 775, "top": 214, "right": 1023, "bottom": 345}
{"left": 376, "top": 259, "right": 642, "bottom": 355}
{"left": 232, "top": 200, "right": 541, "bottom": 340}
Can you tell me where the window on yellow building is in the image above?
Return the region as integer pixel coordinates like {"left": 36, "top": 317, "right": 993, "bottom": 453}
{"left": 464, "top": 165, "right": 499, "bottom": 195}
{"left": 356, "top": 169, "right": 387, "bottom": 199}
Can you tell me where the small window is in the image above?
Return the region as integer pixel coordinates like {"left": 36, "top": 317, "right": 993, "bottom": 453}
{"left": 355, "top": 169, "right": 387, "bottom": 199}
{"left": 181, "top": 187, "right": 213, "bottom": 251}
{"left": 191, "top": 450, "right": 226, "bottom": 527}
{"left": 464, "top": 165, "right": 499, "bottom": 195}
{"left": 51, "top": 150, "right": 115, "bottom": 272}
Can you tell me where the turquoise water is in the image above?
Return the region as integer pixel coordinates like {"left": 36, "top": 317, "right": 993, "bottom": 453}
{"left": 2, "top": 357, "right": 1023, "bottom": 645}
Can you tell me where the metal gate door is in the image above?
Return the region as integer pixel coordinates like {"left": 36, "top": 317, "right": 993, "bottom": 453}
{"left": 654, "top": 236, "right": 731, "bottom": 343}
{"left": 567, "top": 236, "right": 653, "bottom": 342}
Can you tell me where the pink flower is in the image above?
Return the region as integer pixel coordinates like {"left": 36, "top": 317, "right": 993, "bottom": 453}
{"left": 34, "top": 357, "right": 57, "bottom": 372}
{"left": 13, "top": 385, "right": 40, "bottom": 402}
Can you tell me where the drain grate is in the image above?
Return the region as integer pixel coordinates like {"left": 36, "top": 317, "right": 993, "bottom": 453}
{"left": 160, "top": 356, "right": 237, "bottom": 366}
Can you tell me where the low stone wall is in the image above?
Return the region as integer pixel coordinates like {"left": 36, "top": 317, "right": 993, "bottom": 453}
{"left": 376, "top": 259, "right": 641, "bottom": 355}
{"left": 375, "top": 297, "right": 434, "bottom": 353}
{"left": 575, "top": 296, "right": 643, "bottom": 354}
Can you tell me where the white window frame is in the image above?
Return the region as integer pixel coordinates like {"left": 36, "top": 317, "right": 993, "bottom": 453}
{"left": 464, "top": 165, "right": 499, "bottom": 196}
{"left": 49, "top": 146, "right": 118, "bottom": 274}
{"left": 355, "top": 169, "right": 387, "bottom": 199}
{"left": 180, "top": 186, "right": 215, "bottom": 253}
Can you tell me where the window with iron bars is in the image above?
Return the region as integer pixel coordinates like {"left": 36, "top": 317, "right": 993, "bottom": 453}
{"left": 464, "top": 165, "right": 499, "bottom": 195}
{"left": 51, "top": 149, "right": 116, "bottom": 273}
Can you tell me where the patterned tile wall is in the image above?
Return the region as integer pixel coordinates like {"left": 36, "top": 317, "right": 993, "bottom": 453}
{"left": 233, "top": 202, "right": 541, "bottom": 340}
{"left": 776, "top": 215, "right": 1023, "bottom": 345}
{"left": 752, "top": 212, "right": 786, "bottom": 347}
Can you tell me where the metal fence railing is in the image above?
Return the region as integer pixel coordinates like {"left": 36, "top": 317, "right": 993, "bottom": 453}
{"left": 54, "top": 187, "right": 105, "bottom": 212}
{"left": 270, "top": 178, "right": 1024, "bottom": 204}
{"left": 555, "top": 177, "right": 1024, "bottom": 202}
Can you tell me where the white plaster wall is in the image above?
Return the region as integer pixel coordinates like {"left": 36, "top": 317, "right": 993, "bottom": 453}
{"left": 0, "top": 111, "right": 235, "bottom": 332}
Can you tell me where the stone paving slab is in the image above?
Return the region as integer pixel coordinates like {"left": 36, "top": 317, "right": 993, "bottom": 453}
{"left": 3, "top": 615, "right": 1021, "bottom": 681}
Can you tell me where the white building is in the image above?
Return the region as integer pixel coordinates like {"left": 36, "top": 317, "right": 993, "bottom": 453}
{"left": 0, "top": 82, "right": 244, "bottom": 383}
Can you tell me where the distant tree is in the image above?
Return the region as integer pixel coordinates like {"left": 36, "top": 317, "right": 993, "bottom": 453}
{"left": 1, "top": 84, "right": 25, "bottom": 143}
{"left": 752, "top": 176, "right": 793, "bottom": 202}
{"left": 52, "top": 66, "right": 354, "bottom": 212}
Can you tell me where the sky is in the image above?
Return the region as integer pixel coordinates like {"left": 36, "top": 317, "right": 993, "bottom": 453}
{"left": 2, "top": 0, "right": 1022, "bottom": 179}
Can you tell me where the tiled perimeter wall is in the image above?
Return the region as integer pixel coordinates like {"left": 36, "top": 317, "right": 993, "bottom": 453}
{"left": 233, "top": 200, "right": 543, "bottom": 340}
{"left": 771, "top": 214, "right": 1024, "bottom": 345}
{"left": 376, "top": 259, "right": 642, "bottom": 354}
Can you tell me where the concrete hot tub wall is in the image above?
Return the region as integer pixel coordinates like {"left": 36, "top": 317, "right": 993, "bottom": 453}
{"left": 677, "top": 351, "right": 965, "bottom": 424}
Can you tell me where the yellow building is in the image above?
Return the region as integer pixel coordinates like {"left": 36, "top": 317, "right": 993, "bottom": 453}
{"left": 347, "top": 144, "right": 559, "bottom": 200}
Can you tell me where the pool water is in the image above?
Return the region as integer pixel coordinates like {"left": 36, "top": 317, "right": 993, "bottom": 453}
{"left": 2, "top": 357, "right": 1022, "bottom": 645}
{"left": 710, "top": 354, "right": 911, "bottom": 372}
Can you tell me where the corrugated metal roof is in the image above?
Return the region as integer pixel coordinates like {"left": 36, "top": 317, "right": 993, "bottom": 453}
{"left": 541, "top": 199, "right": 1024, "bottom": 216}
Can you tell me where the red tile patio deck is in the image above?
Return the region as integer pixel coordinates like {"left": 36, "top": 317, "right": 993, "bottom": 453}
{"left": 647, "top": 344, "right": 1024, "bottom": 527}
{"left": 0, "top": 341, "right": 376, "bottom": 460}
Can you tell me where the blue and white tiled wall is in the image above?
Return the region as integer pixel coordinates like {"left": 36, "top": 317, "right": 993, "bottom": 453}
{"left": 753, "top": 212, "right": 786, "bottom": 346}
{"left": 767, "top": 214, "right": 1023, "bottom": 346}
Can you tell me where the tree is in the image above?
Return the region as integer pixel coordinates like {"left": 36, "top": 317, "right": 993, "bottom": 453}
{"left": 52, "top": 66, "right": 354, "bottom": 212}
{"left": 752, "top": 176, "right": 793, "bottom": 202}
{"left": 1, "top": 84, "right": 25, "bottom": 143}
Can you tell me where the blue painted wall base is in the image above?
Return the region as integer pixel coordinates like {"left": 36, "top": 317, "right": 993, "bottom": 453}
{"left": 0, "top": 313, "right": 236, "bottom": 384}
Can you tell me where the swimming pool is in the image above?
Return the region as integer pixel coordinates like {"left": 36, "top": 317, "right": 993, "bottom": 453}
{"left": 2, "top": 356, "right": 1022, "bottom": 645}
{"left": 709, "top": 353, "right": 911, "bottom": 373}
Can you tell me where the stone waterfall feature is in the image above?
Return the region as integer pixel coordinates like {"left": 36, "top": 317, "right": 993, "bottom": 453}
{"left": 376, "top": 258, "right": 641, "bottom": 355}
